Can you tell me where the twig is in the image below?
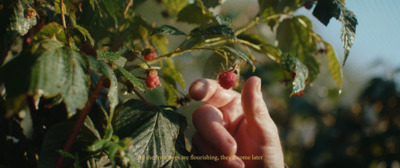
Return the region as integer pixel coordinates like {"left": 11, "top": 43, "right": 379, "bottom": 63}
{"left": 60, "top": 0, "right": 66, "bottom": 29}
{"left": 123, "top": 0, "right": 133, "bottom": 18}
{"left": 131, "top": 87, "right": 152, "bottom": 106}
{"left": 54, "top": 76, "right": 106, "bottom": 168}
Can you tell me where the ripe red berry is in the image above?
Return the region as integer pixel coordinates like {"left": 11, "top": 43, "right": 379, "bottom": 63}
{"left": 294, "top": 90, "right": 305, "bottom": 97}
{"left": 142, "top": 48, "right": 157, "bottom": 61}
{"left": 146, "top": 70, "right": 161, "bottom": 89}
{"left": 218, "top": 70, "right": 236, "bottom": 90}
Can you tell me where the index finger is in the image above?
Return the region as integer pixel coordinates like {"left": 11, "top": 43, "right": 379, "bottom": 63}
{"left": 189, "top": 78, "right": 240, "bottom": 108}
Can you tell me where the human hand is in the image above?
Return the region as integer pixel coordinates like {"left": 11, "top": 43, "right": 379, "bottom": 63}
{"left": 189, "top": 76, "right": 284, "bottom": 168}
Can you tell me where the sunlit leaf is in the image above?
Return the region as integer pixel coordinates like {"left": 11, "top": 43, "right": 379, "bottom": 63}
{"left": 115, "top": 65, "right": 144, "bottom": 91}
{"left": 113, "top": 99, "right": 189, "bottom": 167}
{"left": 35, "top": 22, "right": 67, "bottom": 44}
{"left": 74, "top": 25, "right": 95, "bottom": 46}
{"left": 162, "top": 67, "right": 185, "bottom": 105}
{"left": 162, "top": 75, "right": 179, "bottom": 106}
{"left": 292, "top": 58, "right": 309, "bottom": 95}
{"left": 223, "top": 46, "right": 255, "bottom": 72}
{"left": 97, "top": 50, "right": 127, "bottom": 67}
{"left": 325, "top": 42, "right": 342, "bottom": 89}
{"left": 163, "top": 67, "right": 185, "bottom": 89}
{"left": 276, "top": 16, "right": 317, "bottom": 61}
{"left": 152, "top": 25, "right": 187, "bottom": 36}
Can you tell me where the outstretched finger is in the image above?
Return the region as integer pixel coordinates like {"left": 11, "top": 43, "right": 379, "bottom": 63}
{"left": 192, "top": 104, "right": 237, "bottom": 156}
{"left": 241, "top": 76, "right": 279, "bottom": 144}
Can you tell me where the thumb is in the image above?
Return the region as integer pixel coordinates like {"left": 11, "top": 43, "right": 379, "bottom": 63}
{"left": 241, "top": 76, "right": 279, "bottom": 144}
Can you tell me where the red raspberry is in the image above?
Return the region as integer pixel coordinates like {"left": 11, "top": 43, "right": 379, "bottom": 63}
{"left": 146, "top": 70, "right": 161, "bottom": 89}
{"left": 218, "top": 70, "right": 236, "bottom": 90}
{"left": 294, "top": 90, "right": 304, "bottom": 97}
{"left": 142, "top": 48, "right": 157, "bottom": 61}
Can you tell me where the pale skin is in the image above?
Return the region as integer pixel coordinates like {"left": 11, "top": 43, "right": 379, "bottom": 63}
{"left": 189, "top": 76, "right": 284, "bottom": 168}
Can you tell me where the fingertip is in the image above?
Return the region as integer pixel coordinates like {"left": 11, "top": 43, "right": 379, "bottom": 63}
{"left": 189, "top": 79, "right": 211, "bottom": 101}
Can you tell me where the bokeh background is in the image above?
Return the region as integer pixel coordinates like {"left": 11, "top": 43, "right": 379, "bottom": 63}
{"left": 135, "top": 0, "right": 400, "bottom": 167}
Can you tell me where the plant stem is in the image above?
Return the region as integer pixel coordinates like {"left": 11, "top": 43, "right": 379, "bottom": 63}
{"left": 54, "top": 77, "right": 105, "bottom": 168}
{"left": 234, "top": 13, "right": 285, "bottom": 36}
{"left": 60, "top": 0, "right": 66, "bottom": 29}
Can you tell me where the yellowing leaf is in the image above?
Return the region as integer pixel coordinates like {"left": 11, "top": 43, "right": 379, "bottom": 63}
{"left": 325, "top": 42, "right": 342, "bottom": 89}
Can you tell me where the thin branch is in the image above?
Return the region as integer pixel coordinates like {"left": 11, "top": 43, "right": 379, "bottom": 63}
{"left": 60, "top": 0, "right": 66, "bottom": 29}
{"left": 234, "top": 14, "right": 286, "bottom": 36}
{"left": 54, "top": 76, "right": 106, "bottom": 168}
{"left": 123, "top": 0, "right": 133, "bottom": 18}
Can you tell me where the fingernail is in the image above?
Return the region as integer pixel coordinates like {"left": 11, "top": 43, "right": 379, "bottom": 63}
{"left": 189, "top": 79, "right": 208, "bottom": 100}
{"left": 256, "top": 78, "right": 261, "bottom": 93}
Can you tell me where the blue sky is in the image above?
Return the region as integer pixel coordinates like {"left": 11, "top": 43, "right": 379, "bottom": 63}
{"left": 302, "top": 0, "right": 400, "bottom": 81}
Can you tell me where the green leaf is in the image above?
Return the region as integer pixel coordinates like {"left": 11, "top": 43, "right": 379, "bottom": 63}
{"left": 280, "top": 53, "right": 296, "bottom": 72}
{"left": 57, "top": 150, "right": 77, "bottom": 159}
{"left": 292, "top": 58, "right": 309, "bottom": 94}
{"left": 97, "top": 50, "right": 127, "bottom": 67}
{"left": 258, "top": 0, "right": 278, "bottom": 18}
{"left": 201, "top": 0, "right": 222, "bottom": 8}
{"left": 162, "top": 76, "right": 179, "bottom": 106}
{"left": 312, "top": 0, "right": 357, "bottom": 65}
{"left": 74, "top": 25, "right": 95, "bottom": 46}
{"left": 276, "top": 16, "right": 317, "bottom": 61}
{"left": 152, "top": 25, "right": 187, "bottom": 36}
{"left": 113, "top": 99, "right": 189, "bottom": 167}
{"left": 38, "top": 121, "right": 99, "bottom": 168}
{"left": 0, "top": 0, "right": 37, "bottom": 63}
{"left": 54, "top": 0, "right": 68, "bottom": 14}
{"left": 177, "top": 4, "right": 210, "bottom": 25}
{"left": 9, "top": 1, "right": 37, "bottom": 35}
{"left": 127, "top": 15, "right": 153, "bottom": 40}
{"left": 162, "top": 67, "right": 186, "bottom": 89}
{"left": 161, "top": 67, "right": 185, "bottom": 106}
{"left": 0, "top": 39, "right": 89, "bottom": 117}
{"left": 115, "top": 65, "right": 145, "bottom": 91}
{"left": 325, "top": 42, "right": 342, "bottom": 89}
{"left": 35, "top": 22, "right": 67, "bottom": 44}
{"left": 161, "top": 0, "right": 188, "bottom": 17}
{"left": 190, "top": 24, "right": 236, "bottom": 40}
{"left": 303, "top": 56, "right": 320, "bottom": 84}
{"left": 223, "top": 46, "right": 255, "bottom": 72}
{"left": 88, "top": 56, "right": 119, "bottom": 113}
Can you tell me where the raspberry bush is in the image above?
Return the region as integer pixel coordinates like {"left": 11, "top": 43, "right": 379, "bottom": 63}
{"left": 0, "top": 0, "right": 357, "bottom": 167}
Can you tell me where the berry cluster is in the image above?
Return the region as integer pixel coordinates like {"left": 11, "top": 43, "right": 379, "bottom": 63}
{"left": 142, "top": 48, "right": 157, "bottom": 61}
{"left": 146, "top": 69, "right": 161, "bottom": 90}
